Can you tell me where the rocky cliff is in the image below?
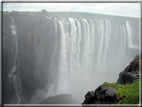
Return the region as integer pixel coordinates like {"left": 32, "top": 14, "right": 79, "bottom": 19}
{"left": 3, "top": 14, "right": 61, "bottom": 103}
{"left": 82, "top": 53, "right": 141, "bottom": 105}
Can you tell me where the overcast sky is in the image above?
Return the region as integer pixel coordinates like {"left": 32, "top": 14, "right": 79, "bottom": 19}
{"left": 2, "top": 1, "right": 141, "bottom": 18}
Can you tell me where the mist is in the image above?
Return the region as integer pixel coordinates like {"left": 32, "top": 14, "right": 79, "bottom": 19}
{"left": 2, "top": 12, "right": 139, "bottom": 104}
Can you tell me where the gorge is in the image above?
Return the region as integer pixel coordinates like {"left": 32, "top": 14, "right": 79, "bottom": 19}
{"left": 2, "top": 12, "right": 140, "bottom": 104}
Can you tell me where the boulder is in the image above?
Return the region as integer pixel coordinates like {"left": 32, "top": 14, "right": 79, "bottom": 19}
{"left": 85, "top": 91, "right": 95, "bottom": 99}
{"left": 82, "top": 85, "right": 117, "bottom": 104}
{"left": 83, "top": 91, "right": 95, "bottom": 104}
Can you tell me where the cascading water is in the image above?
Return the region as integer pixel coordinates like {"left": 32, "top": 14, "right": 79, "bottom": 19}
{"left": 46, "top": 17, "right": 139, "bottom": 102}
{"left": 44, "top": 18, "right": 58, "bottom": 97}
{"left": 126, "top": 21, "right": 139, "bottom": 49}
{"left": 3, "top": 14, "right": 139, "bottom": 104}
{"left": 7, "top": 16, "right": 22, "bottom": 103}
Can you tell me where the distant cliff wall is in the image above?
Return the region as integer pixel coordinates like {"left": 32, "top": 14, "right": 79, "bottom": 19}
{"left": 3, "top": 14, "right": 61, "bottom": 103}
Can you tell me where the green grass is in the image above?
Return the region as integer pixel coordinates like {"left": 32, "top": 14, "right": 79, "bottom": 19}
{"left": 102, "top": 80, "right": 139, "bottom": 104}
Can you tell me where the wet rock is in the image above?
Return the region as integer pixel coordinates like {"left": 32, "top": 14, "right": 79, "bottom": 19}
{"left": 83, "top": 91, "right": 95, "bottom": 104}
{"left": 116, "top": 54, "right": 140, "bottom": 84}
{"left": 117, "top": 71, "right": 139, "bottom": 84}
{"left": 40, "top": 94, "right": 78, "bottom": 104}
{"left": 82, "top": 85, "right": 117, "bottom": 104}
{"left": 85, "top": 91, "right": 95, "bottom": 99}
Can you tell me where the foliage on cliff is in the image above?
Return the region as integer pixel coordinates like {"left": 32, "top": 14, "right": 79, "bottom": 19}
{"left": 102, "top": 80, "right": 139, "bottom": 104}
{"left": 102, "top": 54, "right": 140, "bottom": 104}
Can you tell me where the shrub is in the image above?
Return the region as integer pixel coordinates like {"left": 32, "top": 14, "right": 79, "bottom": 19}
{"left": 102, "top": 80, "right": 139, "bottom": 104}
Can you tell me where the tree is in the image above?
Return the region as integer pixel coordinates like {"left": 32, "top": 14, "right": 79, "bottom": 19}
{"left": 41, "top": 9, "right": 47, "bottom": 13}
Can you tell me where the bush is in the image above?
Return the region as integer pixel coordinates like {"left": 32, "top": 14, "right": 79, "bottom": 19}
{"left": 102, "top": 80, "right": 139, "bottom": 104}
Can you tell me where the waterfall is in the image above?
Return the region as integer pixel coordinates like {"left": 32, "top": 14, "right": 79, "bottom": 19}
{"left": 46, "top": 17, "right": 139, "bottom": 102}
{"left": 7, "top": 16, "right": 22, "bottom": 103}
{"left": 46, "top": 18, "right": 58, "bottom": 97}
{"left": 3, "top": 14, "right": 139, "bottom": 104}
{"left": 126, "top": 21, "right": 139, "bottom": 49}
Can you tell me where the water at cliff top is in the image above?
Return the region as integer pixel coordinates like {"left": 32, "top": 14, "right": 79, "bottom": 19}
{"left": 3, "top": 14, "right": 139, "bottom": 104}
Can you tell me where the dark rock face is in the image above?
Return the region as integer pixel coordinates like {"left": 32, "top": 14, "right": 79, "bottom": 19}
{"left": 82, "top": 85, "right": 118, "bottom": 104}
{"left": 40, "top": 94, "right": 78, "bottom": 104}
{"left": 82, "top": 54, "right": 140, "bottom": 104}
{"left": 83, "top": 91, "right": 95, "bottom": 104}
{"left": 85, "top": 91, "right": 95, "bottom": 99}
{"left": 3, "top": 14, "right": 61, "bottom": 103}
{"left": 116, "top": 54, "right": 140, "bottom": 84}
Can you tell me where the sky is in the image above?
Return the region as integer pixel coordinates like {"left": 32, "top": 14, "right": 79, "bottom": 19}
{"left": 1, "top": 1, "right": 142, "bottom": 18}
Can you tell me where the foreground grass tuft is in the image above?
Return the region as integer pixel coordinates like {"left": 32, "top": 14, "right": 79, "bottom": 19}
{"left": 102, "top": 80, "right": 139, "bottom": 104}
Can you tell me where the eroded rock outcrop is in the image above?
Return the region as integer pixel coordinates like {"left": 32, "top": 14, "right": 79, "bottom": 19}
{"left": 82, "top": 84, "right": 119, "bottom": 104}
{"left": 116, "top": 54, "right": 140, "bottom": 84}
{"left": 82, "top": 85, "right": 118, "bottom": 104}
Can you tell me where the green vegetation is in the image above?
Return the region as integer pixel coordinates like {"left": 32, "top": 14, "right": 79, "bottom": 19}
{"left": 135, "top": 58, "right": 141, "bottom": 63}
{"left": 41, "top": 9, "right": 48, "bottom": 13}
{"left": 102, "top": 80, "right": 139, "bottom": 104}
